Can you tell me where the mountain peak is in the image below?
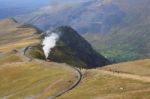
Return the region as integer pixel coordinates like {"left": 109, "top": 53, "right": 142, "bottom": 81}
{"left": 28, "top": 26, "right": 110, "bottom": 68}
{"left": 49, "top": 26, "right": 110, "bottom": 68}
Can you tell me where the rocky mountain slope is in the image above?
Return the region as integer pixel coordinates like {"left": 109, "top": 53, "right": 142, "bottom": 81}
{"left": 28, "top": 26, "right": 110, "bottom": 68}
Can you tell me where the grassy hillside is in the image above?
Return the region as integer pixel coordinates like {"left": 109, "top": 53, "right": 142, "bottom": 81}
{"left": 0, "top": 18, "right": 150, "bottom": 99}
{"left": 58, "top": 59, "right": 150, "bottom": 99}
{"left": 0, "top": 60, "right": 76, "bottom": 99}
{"left": 0, "top": 18, "right": 41, "bottom": 52}
{"left": 0, "top": 19, "right": 77, "bottom": 99}
{"left": 58, "top": 72, "right": 150, "bottom": 99}
{"left": 102, "top": 59, "right": 150, "bottom": 76}
{"left": 0, "top": 53, "right": 22, "bottom": 65}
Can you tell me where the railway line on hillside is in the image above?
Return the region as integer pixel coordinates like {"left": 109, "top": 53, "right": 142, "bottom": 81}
{"left": 23, "top": 46, "right": 83, "bottom": 99}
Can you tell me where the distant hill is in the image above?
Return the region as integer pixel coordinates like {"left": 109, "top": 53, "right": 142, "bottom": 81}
{"left": 84, "top": 23, "right": 150, "bottom": 62}
{"left": 15, "top": 0, "right": 125, "bottom": 33}
{"left": 15, "top": 0, "right": 150, "bottom": 33}
{"left": 84, "top": 0, "right": 150, "bottom": 62}
{"left": 3, "top": 0, "right": 150, "bottom": 62}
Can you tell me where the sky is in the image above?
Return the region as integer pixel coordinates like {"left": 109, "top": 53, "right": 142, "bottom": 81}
{"left": 0, "top": 0, "right": 91, "bottom": 8}
{"left": 0, "top": 0, "right": 91, "bottom": 19}
{"left": 0, "top": 0, "right": 51, "bottom": 8}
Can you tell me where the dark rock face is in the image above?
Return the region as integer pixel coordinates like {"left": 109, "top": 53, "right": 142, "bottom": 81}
{"left": 47, "top": 26, "right": 110, "bottom": 68}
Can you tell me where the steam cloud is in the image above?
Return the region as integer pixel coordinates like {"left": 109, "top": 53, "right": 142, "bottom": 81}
{"left": 42, "top": 32, "right": 59, "bottom": 59}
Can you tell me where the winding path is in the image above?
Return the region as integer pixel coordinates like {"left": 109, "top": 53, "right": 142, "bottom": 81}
{"left": 99, "top": 69, "right": 150, "bottom": 83}
{"left": 48, "top": 67, "right": 82, "bottom": 99}
{"left": 23, "top": 46, "right": 82, "bottom": 99}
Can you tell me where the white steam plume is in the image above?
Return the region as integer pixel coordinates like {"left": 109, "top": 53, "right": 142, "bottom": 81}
{"left": 42, "top": 32, "right": 59, "bottom": 59}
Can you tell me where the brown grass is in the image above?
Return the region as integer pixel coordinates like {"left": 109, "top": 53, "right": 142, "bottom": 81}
{"left": 58, "top": 69, "right": 150, "bottom": 99}
{"left": 0, "top": 18, "right": 40, "bottom": 52}
{"left": 102, "top": 59, "right": 150, "bottom": 76}
{"left": 0, "top": 39, "right": 40, "bottom": 52}
{"left": 0, "top": 61, "right": 76, "bottom": 99}
{"left": 0, "top": 53, "right": 22, "bottom": 65}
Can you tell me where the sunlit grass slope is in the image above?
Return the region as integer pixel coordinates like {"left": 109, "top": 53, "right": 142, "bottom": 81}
{"left": 102, "top": 59, "right": 150, "bottom": 76}
{"left": 0, "top": 18, "right": 40, "bottom": 52}
{"left": 58, "top": 70, "right": 150, "bottom": 99}
{"left": 0, "top": 19, "right": 77, "bottom": 99}
{"left": 0, "top": 61, "right": 76, "bottom": 99}
{"left": 0, "top": 53, "right": 22, "bottom": 65}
